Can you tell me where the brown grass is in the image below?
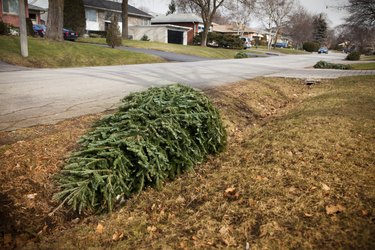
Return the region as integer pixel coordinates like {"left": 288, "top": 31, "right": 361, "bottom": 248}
{"left": 1, "top": 77, "right": 374, "bottom": 249}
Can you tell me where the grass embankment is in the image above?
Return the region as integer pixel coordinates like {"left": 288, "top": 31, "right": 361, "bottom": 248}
{"left": 348, "top": 54, "right": 375, "bottom": 70}
{"left": 0, "top": 35, "right": 164, "bottom": 68}
{"left": 248, "top": 45, "right": 308, "bottom": 55}
{"left": 79, "top": 37, "right": 242, "bottom": 59}
{"left": 350, "top": 62, "right": 375, "bottom": 70}
{"left": 1, "top": 76, "right": 374, "bottom": 249}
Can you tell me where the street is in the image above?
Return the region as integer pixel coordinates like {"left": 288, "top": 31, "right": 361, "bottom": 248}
{"left": 0, "top": 52, "right": 374, "bottom": 131}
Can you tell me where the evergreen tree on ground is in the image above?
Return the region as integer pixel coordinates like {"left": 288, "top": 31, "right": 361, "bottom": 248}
{"left": 312, "top": 13, "right": 328, "bottom": 46}
{"left": 106, "top": 15, "right": 122, "bottom": 48}
{"left": 63, "top": 0, "right": 85, "bottom": 35}
{"left": 53, "top": 84, "right": 227, "bottom": 214}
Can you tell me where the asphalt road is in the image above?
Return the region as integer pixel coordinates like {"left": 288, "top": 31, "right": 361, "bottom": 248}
{"left": 1, "top": 52, "right": 374, "bottom": 131}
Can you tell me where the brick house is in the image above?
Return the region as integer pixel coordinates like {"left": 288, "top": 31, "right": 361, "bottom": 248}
{"left": 151, "top": 13, "right": 206, "bottom": 45}
{"left": 83, "top": 0, "right": 152, "bottom": 33}
{"left": 0, "top": 0, "right": 29, "bottom": 27}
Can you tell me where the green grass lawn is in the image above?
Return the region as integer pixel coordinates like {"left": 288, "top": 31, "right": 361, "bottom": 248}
{"left": 349, "top": 62, "right": 375, "bottom": 70}
{"left": 361, "top": 55, "right": 375, "bottom": 61}
{"left": 250, "top": 45, "right": 308, "bottom": 55}
{"left": 79, "top": 37, "right": 243, "bottom": 59}
{"left": 79, "top": 38, "right": 307, "bottom": 57}
{"left": 0, "top": 35, "right": 164, "bottom": 68}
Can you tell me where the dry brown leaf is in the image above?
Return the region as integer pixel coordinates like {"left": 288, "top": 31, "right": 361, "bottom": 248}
{"left": 4, "top": 150, "right": 12, "bottom": 157}
{"left": 224, "top": 187, "right": 239, "bottom": 199}
{"left": 176, "top": 195, "right": 185, "bottom": 204}
{"left": 147, "top": 226, "right": 157, "bottom": 233}
{"left": 26, "top": 193, "right": 37, "bottom": 199}
{"left": 96, "top": 223, "right": 104, "bottom": 234}
{"left": 326, "top": 204, "right": 345, "bottom": 215}
{"left": 225, "top": 187, "right": 236, "bottom": 194}
{"left": 322, "top": 183, "right": 331, "bottom": 191}
{"left": 112, "top": 232, "right": 119, "bottom": 241}
{"left": 361, "top": 210, "right": 369, "bottom": 216}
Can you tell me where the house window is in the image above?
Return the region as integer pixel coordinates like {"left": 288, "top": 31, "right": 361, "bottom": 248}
{"left": 2, "top": 0, "right": 19, "bottom": 14}
{"left": 85, "top": 9, "right": 97, "bottom": 22}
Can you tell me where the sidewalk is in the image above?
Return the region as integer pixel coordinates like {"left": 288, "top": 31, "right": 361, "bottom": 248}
{"left": 266, "top": 69, "right": 375, "bottom": 79}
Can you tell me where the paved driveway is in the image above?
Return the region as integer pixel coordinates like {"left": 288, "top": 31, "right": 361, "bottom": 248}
{"left": 1, "top": 52, "right": 374, "bottom": 131}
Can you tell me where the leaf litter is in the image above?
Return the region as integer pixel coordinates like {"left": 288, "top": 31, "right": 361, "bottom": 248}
{"left": 1, "top": 77, "right": 374, "bottom": 249}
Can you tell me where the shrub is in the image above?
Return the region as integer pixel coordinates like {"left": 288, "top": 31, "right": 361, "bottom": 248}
{"left": 53, "top": 84, "right": 227, "bottom": 213}
{"left": 346, "top": 51, "right": 361, "bottom": 61}
{"left": 140, "top": 34, "right": 150, "bottom": 41}
{"left": 193, "top": 32, "right": 243, "bottom": 49}
{"left": 0, "top": 19, "right": 10, "bottom": 35}
{"left": 303, "top": 41, "right": 320, "bottom": 52}
{"left": 313, "top": 60, "right": 352, "bottom": 70}
{"left": 106, "top": 15, "right": 122, "bottom": 48}
{"left": 234, "top": 51, "right": 248, "bottom": 59}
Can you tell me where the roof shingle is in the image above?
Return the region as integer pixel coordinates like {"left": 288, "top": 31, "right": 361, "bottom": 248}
{"left": 83, "top": 0, "right": 152, "bottom": 18}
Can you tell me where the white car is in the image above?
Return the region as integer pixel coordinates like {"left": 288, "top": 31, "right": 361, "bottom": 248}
{"left": 240, "top": 37, "right": 252, "bottom": 49}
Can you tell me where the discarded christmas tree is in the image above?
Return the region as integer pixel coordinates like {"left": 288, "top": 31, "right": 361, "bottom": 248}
{"left": 53, "top": 84, "right": 227, "bottom": 214}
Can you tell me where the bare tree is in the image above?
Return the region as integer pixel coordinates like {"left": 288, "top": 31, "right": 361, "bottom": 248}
{"left": 212, "top": 9, "right": 230, "bottom": 24}
{"left": 224, "top": 0, "right": 256, "bottom": 36}
{"left": 256, "top": 0, "right": 294, "bottom": 49}
{"left": 176, "top": 0, "right": 226, "bottom": 47}
{"left": 122, "top": 0, "right": 128, "bottom": 39}
{"left": 46, "top": 0, "right": 64, "bottom": 41}
{"left": 285, "top": 5, "right": 314, "bottom": 49}
{"left": 345, "top": 0, "right": 375, "bottom": 27}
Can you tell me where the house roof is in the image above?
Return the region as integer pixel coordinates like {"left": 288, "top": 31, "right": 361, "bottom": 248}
{"left": 83, "top": 0, "right": 152, "bottom": 18}
{"left": 212, "top": 23, "right": 256, "bottom": 34}
{"left": 152, "top": 13, "right": 203, "bottom": 24}
{"left": 28, "top": 4, "right": 45, "bottom": 12}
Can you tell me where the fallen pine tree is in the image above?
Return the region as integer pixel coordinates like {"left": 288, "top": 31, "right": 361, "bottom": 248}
{"left": 53, "top": 84, "right": 227, "bottom": 214}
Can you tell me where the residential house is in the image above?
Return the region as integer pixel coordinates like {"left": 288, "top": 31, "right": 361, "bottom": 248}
{"left": 151, "top": 13, "right": 206, "bottom": 44}
{"left": 212, "top": 23, "right": 256, "bottom": 39}
{"left": 28, "top": 4, "right": 45, "bottom": 24}
{"left": 0, "top": 0, "right": 28, "bottom": 27}
{"left": 83, "top": 0, "right": 152, "bottom": 34}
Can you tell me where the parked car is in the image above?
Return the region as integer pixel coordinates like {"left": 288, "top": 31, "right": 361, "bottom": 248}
{"left": 33, "top": 24, "right": 46, "bottom": 37}
{"left": 240, "top": 37, "right": 252, "bottom": 49}
{"left": 318, "top": 47, "right": 328, "bottom": 54}
{"left": 63, "top": 28, "right": 78, "bottom": 41}
{"left": 273, "top": 42, "right": 288, "bottom": 48}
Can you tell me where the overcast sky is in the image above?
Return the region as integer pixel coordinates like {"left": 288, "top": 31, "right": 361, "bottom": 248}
{"left": 129, "top": 0, "right": 349, "bottom": 28}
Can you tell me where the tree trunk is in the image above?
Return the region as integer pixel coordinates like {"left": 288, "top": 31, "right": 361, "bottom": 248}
{"left": 122, "top": 0, "right": 129, "bottom": 39}
{"left": 46, "top": 0, "right": 64, "bottom": 41}
{"left": 19, "top": 0, "right": 28, "bottom": 57}
{"left": 201, "top": 21, "right": 210, "bottom": 47}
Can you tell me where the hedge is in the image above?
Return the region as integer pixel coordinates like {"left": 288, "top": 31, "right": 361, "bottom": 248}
{"left": 303, "top": 41, "right": 320, "bottom": 52}
{"left": 346, "top": 51, "right": 361, "bottom": 61}
{"left": 313, "top": 60, "right": 352, "bottom": 70}
{"left": 53, "top": 84, "right": 227, "bottom": 214}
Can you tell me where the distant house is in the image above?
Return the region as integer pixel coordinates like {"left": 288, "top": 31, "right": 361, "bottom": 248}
{"left": 212, "top": 23, "right": 256, "bottom": 39}
{"left": 0, "top": 0, "right": 28, "bottom": 27}
{"left": 83, "top": 0, "right": 152, "bottom": 34}
{"left": 28, "top": 4, "right": 45, "bottom": 24}
{"left": 151, "top": 13, "right": 206, "bottom": 44}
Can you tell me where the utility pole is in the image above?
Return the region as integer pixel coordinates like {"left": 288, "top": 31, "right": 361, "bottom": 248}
{"left": 19, "top": 0, "right": 28, "bottom": 57}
